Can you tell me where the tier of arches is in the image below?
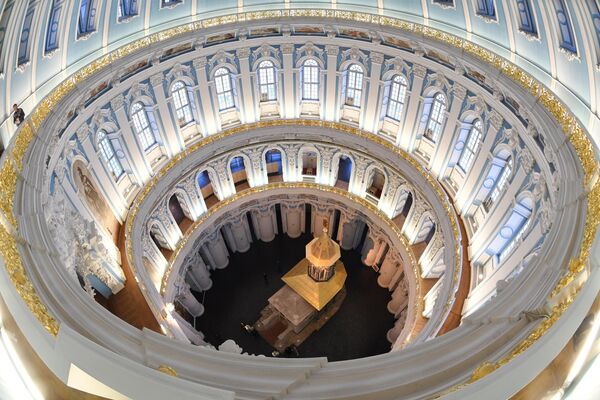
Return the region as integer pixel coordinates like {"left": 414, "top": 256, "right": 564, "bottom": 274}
{"left": 162, "top": 196, "right": 417, "bottom": 349}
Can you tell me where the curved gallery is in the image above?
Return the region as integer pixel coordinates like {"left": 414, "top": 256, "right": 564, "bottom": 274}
{"left": 0, "top": 4, "right": 597, "bottom": 400}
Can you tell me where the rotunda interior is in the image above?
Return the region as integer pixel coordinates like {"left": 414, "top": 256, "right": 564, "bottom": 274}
{"left": 0, "top": 1, "right": 598, "bottom": 400}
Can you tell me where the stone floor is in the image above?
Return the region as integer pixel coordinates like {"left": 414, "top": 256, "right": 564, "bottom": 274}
{"left": 193, "top": 233, "right": 396, "bottom": 361}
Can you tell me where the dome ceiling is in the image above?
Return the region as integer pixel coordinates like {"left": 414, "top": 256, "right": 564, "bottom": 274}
{"left": 0, "top": 2, "right": 597, "bottom": 400}
{"left": 1, "top": 1, "right": 599, "bottom": 148}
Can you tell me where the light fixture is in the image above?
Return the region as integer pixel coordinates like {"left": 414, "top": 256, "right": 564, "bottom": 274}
{"left": 165, "top": 302, "right": 175, "bottom": 313}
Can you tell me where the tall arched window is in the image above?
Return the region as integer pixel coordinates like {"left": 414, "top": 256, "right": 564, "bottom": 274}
{"left": 497, "top": 197, "right": 533, "bottom": 263}
{"left": 386, "top": 75, "right": 408, "bottom": 121}
{"left": 458, "top": 120, "right": 483, "bottom": 173}
{"left": 77, "top": 0, "right": 97, "bottom": 37}
{"left": 484, "top": 155, "right": 513, "bottom": 211}
{"left": 552, "top": 0, "right": 577, "bottom": 53}
{"left": 118, "top": 0, "right": 138, "bottom": 20}
{"left": 214, "top": 67, "right": 235, "bottom": 111}
{"left": 97, "top": 130, "right": 124, "bottom": 179}
{"left": 423, "top": 93, "right": 447, "bottom": 143}
{"left": 18, "top": 0, "right": 36, "bottom": 66}
{"left": 302, "top": 59, "right": 320, "bottom": 101}
{"left": 476, "top": 0, "right": 496, "bottom": 19}
{"left": 131, "top": 102, "right": 156, "bottom": 150}
{"left": 345, "top": 64, "right": 364, "bottom": 106}
{"left": 171, "top": 81, "right": 193, "bottom": 126}
{"left": 515, "top": 0, "right": 537, "bottom": 36}
{"left": 45, "top": 0, "right": 63, "bottom": 53}
{"left": 257, "top": 60, "right": 277, "bottom": 102}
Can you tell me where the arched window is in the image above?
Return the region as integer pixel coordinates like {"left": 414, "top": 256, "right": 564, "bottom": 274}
{"left": 131, "top": 102, "right": 156, "bottom": 150}
{"left": 552, "top": 0, "right": 577, "bottom": 53}
{"left": 497, "top": 197, "right": 533, "bottom": 263}
{"left": 302, "top": 59, "right": 319, "bottom": 101}
{"left": 78, "top": 0, "right": 97, "bottom": 37}
{"left": 257, "top": 60, "right": 277, "bottom": 102}
{"left": 18, "top": 0, "right": 36, "bottom": 66}
{"left": 230, "top": 156, "right": 245, "bottom": 173}
{"left": 214, "top": 67, "right": 235, "bottom": 111}
{"left": 484, "top": 155, "right": 513, "bottom": 211}
{"left": 458, "top": 120, "right": 483, "bottom": 173}
{"left": 476, "top": 0, "right": 496, "bottom": 19}
{"left": 45, "top": 0, "right": 63, "bottom": 53}
{"left": 515, "top": 0, "right": 537, "bottom": 35}
{"left": 423, "top": 93, "right": 447, "bottom": 143}
{"left": 118, "top": 0, "right": 138, "bottom": 20}
{"left": 386, "top": 75, "right": 408, "bottom": 121}
{"left": 97, "top": 130, "right": 124, "bottom": 179}
{"left": 171, "top": 81, "right": 193, "bottom": 126}
{"left": 345, "top": 64, "right": 364, "bottom": 106}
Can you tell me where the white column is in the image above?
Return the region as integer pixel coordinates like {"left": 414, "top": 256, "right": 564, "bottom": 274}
{"left": 387, "top": 281, "right": 409, "bottom": 316}
{"left": 283, "top": 203, "right": 303, "bottom": 238}
{"left": 399, "top": 64, "right": 427, "bottom": 151}
{"left": 143, "top": 234, "right": 168, "bottom": 284}
{"left": 339, "top": 217, "right": 358, "bottom": 250}
{"left": 387, "top": 310, "right": 408, "bottom": 343}
{"left": 187, "top": 255, "right": 212, "bottom": 291}
{"left": 311, "top": 204, "right": 333, "bottom": 236}
{"left": 176, "top": 282, "right": 205, "bottom": 317}
{"left": 324, "top": 45, "right": 339, "bottom": 121}
{"left": 402, "top": 200, "right": 427, "bottom": 244}
{"left": 229, "top": 215, "right": 252, "bottom": 252}
{"left": 282, "top": 143, "right": 301, "bottom": 182}
{"left": 180, "top": 176, "right": 207, "bottom": 221}
{"left": 362, "top": 52, "right": 384, "bottom": 133}
{"left": 206, "top": 230, "right": 230, "bottom": 269}
{"left": 211, "top": 158, "right": 236, "bottom": 198}
{"left": 193, "top": 57, "right": 220, "bottom": 134}
{"left": 349, "top": 155, "right": 370, "bottom": 196}
{"left": 378, "top": 254, "right": 397, "bottom": 288}
{"left": 150, "top": 73, "right": 184, "bottom": 156}
{"left": 253, "top": 206, "right": 276, "bottom": 242}
{"left": 236, "top": 48, "right": 257, "bottom": 123}
{"left": 221, "top": 224, "right": 238, "bottom": 253}
{"left": 362, "top": 234, "right": 381, "bottom": 267}
{"left": 281, "top": 43, "right": 295, "bottom": 118}
{"left": 110, "top": 96, "right": 152, "bottom": 182}
{"left": 172, "top": 312, "right": 206, "bottom": 345}
{"left": 156, "top": 203, "right": 182, "bottom": 249}
{"left": 430, "top": 85, "right": 467, "bottom": 176}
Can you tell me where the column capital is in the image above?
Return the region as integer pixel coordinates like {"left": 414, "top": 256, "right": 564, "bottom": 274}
{"left": 236, "top": 47, "right": 250, "bottom": 59}
{"left": 370, "top": 52, "right": 384, "bottom": 65}
{"left": 76, "top": 124, "right": 90, "bottom": 142}
{"left": 412, "top": 64, "right": 427, "bottom": 79}
{"left": 451, "top": 84, "right": 467, "bottom": 100}
{"left": 150, "top": 73, "right": 164, "bottom": 87}
{"left": 489, "top": 110, "right": 504, "bottom": 129}
{"left": 192, "top": 57, "right": 208, "bottom": 70}
{"left": 110, "top": 95, "right": 126, "bottom": 111}
{"left": 325, "top": 45, "right": 339, "bottom": 56}
{"left": 281, "top": 43, "right": 294, "bottom": 55}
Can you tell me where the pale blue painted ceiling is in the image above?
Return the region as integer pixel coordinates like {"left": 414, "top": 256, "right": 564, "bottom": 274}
{"left": 0, "top": 0, "right": 598, "bottom": 148}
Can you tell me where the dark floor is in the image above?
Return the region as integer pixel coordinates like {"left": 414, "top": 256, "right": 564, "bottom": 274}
{"left": 193, "top": 233, "right": 396, "bottom": 361}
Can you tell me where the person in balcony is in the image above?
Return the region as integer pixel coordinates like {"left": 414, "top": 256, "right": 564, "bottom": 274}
{"left": 12, "top": 104, "right": 25, "bottom": 126}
